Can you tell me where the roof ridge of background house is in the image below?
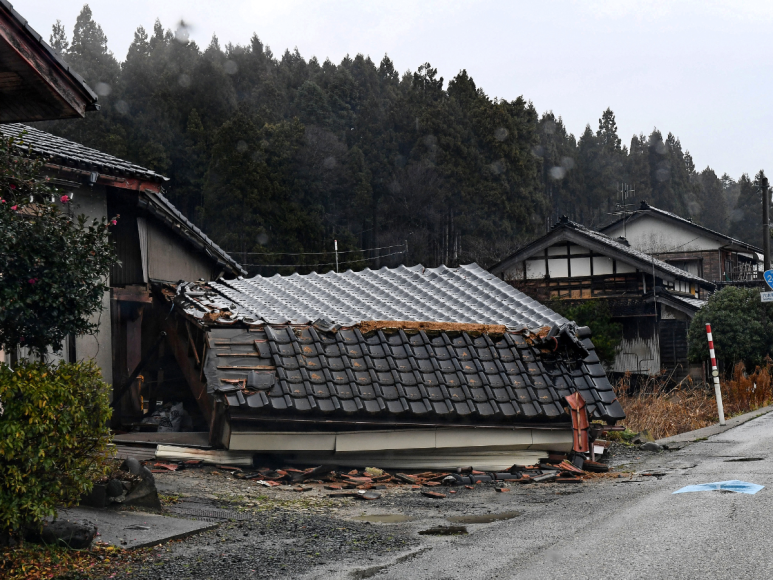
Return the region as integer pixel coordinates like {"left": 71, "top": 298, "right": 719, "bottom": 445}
{"left": 601, "top": 200, "right": 762, "bottom": 253}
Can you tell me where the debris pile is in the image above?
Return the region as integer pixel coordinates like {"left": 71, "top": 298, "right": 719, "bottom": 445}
{"left": 141, "top": 446, "right": 612, "bottom": 499}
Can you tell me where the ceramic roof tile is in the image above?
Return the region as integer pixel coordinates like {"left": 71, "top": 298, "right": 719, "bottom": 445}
{"left": 192, "top": 263, "right": 568, "bottom": 329}
{"left": 203, "top": 324, "right": 625, "bottom": 424}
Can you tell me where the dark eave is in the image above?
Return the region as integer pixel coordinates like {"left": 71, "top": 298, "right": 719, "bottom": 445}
{"left": 0, "top": 0, "right": 98, "bottom": 121}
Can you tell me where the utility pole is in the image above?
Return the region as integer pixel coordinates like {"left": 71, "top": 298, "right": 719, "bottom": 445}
{"left": 763, "top": 170, "right": 771, "bottom": 271}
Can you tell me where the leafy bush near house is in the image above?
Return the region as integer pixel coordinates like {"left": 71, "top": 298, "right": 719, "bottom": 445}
{"left": 688, "top": 286, "right": 773, "bottom": 370}
{"left": 0, "top": 131, "right": 118, "bottom": 356}
{"left": 0, "top": 361, "right": 112, "bottom": 535}
{"left": 548, "top": 300, "right": 622, "bottom": 365}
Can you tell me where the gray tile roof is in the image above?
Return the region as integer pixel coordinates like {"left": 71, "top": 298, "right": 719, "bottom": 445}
{"left": 190, "top": 263, "right": 568, "bottom": 329}
{"left": 571, "top": 220, "right": 710, "bottom": 285}
{"left": 203, "top": 322, "right": 625, "bottom": 425}
{"left": 0, "top": 123, "right": 165, "bottom": 181}
{"left": 669, "top": 295, "right": 707, "bottom": 310}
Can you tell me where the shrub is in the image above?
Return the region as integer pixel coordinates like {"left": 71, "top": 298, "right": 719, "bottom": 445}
{"left": 615, "top": 362, "right": 773, "bottom": 440}
{"left": 688, "top": 286, "right": 773, "bottom": 370}
{"left": 0, "top": 131, "right": 118, "bottom": 356}
{"left": 0, "top": 361, "right": 112, "bottom": 535}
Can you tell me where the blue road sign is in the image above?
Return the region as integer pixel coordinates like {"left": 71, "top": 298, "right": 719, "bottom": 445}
{"left": 765, "top": 270, "right": 773, "bottom": 291}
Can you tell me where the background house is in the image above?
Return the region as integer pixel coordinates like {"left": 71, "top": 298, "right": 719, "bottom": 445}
{"left": 489, "top": 218, "right": 715, "bottom": 382}
{"left": 600, "top": 201, "right": 763, "bottom": 284}
{"left": 0, "top": 124, "right": 245, "bottom": 425}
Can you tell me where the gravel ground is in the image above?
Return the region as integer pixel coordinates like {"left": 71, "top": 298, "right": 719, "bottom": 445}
{"left": 107, "top": 449, "right": 653, "bottom": 580}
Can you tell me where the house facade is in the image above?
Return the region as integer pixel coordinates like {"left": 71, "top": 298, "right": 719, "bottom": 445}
{"left": 489, "top": 218, "right": 715, "bottom": 381}
{"left": 600, "top": 201, "right": 763, "bottom": 284}
{"left": 0, "top": 124, "right": 245, "bottom": 425}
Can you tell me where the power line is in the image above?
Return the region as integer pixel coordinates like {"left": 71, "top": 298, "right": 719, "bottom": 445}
{"left": 241, "top": 249, "right": 407, "bottom": 269}
{"left": 227, "top": 242, "right": 405, "bottom": 257}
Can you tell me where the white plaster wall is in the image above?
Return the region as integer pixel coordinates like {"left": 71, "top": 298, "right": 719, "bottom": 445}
{"left": 605, "top": 215, "right": 720, "bottom": 253}
{"left": 29, "top": 181, "right": 113, "bottom": 383}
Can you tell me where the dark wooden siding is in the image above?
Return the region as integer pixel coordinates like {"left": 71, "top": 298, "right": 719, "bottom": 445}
{"left": 659, "top": 320, "right": 689, "bottom": 382}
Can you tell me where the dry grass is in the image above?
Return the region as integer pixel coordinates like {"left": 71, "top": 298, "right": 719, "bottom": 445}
{"left": 615, "top": 361, "right": 773, "bottom": 440}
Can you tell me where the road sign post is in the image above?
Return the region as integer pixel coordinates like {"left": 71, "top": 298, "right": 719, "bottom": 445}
{"left": 705, "top": 323, "right": 726, "bottom": 426}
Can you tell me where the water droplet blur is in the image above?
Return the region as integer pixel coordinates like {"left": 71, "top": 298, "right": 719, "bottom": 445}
{"left": 94, "top": 82, "right": 111, "bottom": 97}
{"left": 549, "top": 166, "right": 566, "bottom": 180}
{"left": 655, "top": 167, "right": 670, "bottom": 181}
{"left": 394, "top": 154, "right": 407, "bottom": 168}
{"left": 531, "top": 145, "right": 544, "bottom": 158}
{"left": 542, "top": 119, "right": 556, "bottom": 135}
{"left": 114, "top": 100, "right": 129, "bottom": 115}
{"left": 236, "top": 140, "right": 248, "bottom": 153}
{"left": 687, "top": 201, "right": 701, "bottom": 215}
{"left": 655, "top": 141, "right": 668, "bottom": 154}
{"left": 178, "top": 74, "right": 191, "bottom": 88}
{"left": 494, "top": 127, "right": 508, "bottom": 141}
{"left": 388, "top": 180, "right": 402, "bottom": 194}
{"left": 224, "top": 60, "right": 238, "bottom": 75}
{"left": 423, "top": 135, "right": 438, "bottom": 150}
{"left": 257, "top": 232, "right": 269, "bottom": 245}
{"left": 175, "top": 20, "right": 191, "bottom": 44}
{"left": 322, "top": 156, "right": 337, "bottom": 170}
{"left": 490, "top": 159, "right": 505, "bottom": 175}
{"left": 560, "top": 156, "right": 575, "bottom": 170}
{"left": 730, "top": 208, "right": 744, "bottom": 222}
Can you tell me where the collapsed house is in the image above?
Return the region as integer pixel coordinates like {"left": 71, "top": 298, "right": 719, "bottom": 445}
{"left": 160, "top": 263, "right": 625, "bottom": 470}
{"left": 489, "top": 217, "right": 716, "bottom": 382}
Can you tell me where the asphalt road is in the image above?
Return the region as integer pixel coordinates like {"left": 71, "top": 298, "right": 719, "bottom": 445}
{"left": 317, "top": 412, "right": 773, "bottom": 580}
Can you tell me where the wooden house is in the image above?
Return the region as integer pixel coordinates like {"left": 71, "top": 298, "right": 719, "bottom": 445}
{"left": 0, "top": 124, "right": 245, "bottom": 425}
{"left": 489, "top": 217, "right": 715, "bottom": 381}
{"left": 600, "top": 201, "right": 763, "bottom": 284}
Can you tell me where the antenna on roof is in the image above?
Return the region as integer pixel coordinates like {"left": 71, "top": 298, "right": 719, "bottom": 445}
{"left": 608, "top": 183, "right": 637, "bottom": 238}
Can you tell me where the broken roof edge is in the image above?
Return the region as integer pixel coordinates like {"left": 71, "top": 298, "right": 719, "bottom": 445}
{"left": 354, "top": 320, "right": 508, "bottom": 335}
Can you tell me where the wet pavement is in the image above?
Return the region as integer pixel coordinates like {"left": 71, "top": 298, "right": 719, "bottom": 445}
{"left": 108, "top": 414, "right": 773, "bottom": 579}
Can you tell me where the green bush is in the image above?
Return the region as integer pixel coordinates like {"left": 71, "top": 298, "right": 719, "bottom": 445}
{"left": 0, "top": 361, "right": 112, "bottom": 534}
{"left": 688, "top": 286, "right": 773, "bottom": 370}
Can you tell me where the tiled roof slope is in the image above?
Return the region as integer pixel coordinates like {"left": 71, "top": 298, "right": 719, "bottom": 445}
{"left": 204, "top": 324, "right": 625, "bottom": 424}
{"left": 0, "top": 123, "right": 165, "bottom": 181}
{"left": 203, "top": 263, "right": 568, "bottom": 330}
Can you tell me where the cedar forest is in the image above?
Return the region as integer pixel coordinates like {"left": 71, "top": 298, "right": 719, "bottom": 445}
{"left": 41, "top": 6, "right": 767, "bottom": 275}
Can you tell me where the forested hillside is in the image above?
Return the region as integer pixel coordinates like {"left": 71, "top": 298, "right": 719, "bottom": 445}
{"left": 40, "top": 7, "right": 766, "bottom": 274}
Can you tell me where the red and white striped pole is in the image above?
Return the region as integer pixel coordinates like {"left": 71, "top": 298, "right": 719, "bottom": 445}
{"left": 705, "top": 323, "right": 726, "bottom": 426}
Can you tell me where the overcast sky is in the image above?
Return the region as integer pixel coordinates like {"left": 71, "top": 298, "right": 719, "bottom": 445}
{"left": 20, "top": 0, "right": 773, "bottom": 179}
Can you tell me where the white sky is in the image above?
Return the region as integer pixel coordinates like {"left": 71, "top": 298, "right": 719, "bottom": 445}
{"left": 20, "top": 0, "right": 773, "bottom": 179}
